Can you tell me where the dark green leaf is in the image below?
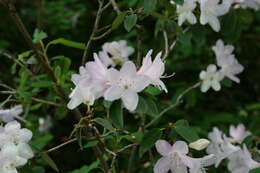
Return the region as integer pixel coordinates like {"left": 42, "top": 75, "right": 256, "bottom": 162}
{"left": 112, "top": 11, "right": 128, "bottom": 30}
{"left": 134, "top": 96, "right": 148, "bottom": 115}
{"left": 109, "top": 100, "right": 124, "bottom": 128}
{"left": 250, "top": 168, "right": 260, "bottom": 173}
{"left": 40, "top": 153, "right": 59, "bottom": 172}
{"left": 69, "top": 160, "right": 100, "bottom": 173}
{"left": 174, "top": 123, "right": 199, "bottom": 143}
{"left": 143, "top": 0, "right": 157, "bottom": 11}
{"left": 139, "top": 128, "right": 162, "bottom": 157}
{"left": 124, "top": 14, "right": 138, "bottom": 32}
{"left": 47, "top": 38, "right": 85, "bottom": 50}
{"left": 94, "top": 118, "right": 115, "bottom": 132}
{"left": 33, "top": 29, "right": 48, "bottom": 43}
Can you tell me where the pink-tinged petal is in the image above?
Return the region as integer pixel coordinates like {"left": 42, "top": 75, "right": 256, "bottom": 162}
{"left": 107, "top": 68, "right": 120, "bottom": 84}
{"left": 104, "top": 86, "right": 123, "bottom": 101}
{"left": 138, "top": 50, "right": 153, "bottom": 75}
{"left": 172, "top": 141, "right": 189, "bottom": 154}
{"left": 155, "top": 140, "right": 173, "bottom": 156}
{"left": 121, "top": 91, "right": 139, "bottom": 111}
{"left": 133, "top": 75, "right": 150, "bottom": 92}
{"left": 207, "top": 64, "right": 217, "bottom": 72}
{"left": 171, "top": 165, "right": 188, "bottom": 173}
{"left": 208, "top": 16, "right": 220, "bottom": 32}
{"left": 180, "top": 155, "right": 197, "bottom": 168}
{"left": 154, "top": 157, "right": 172, "bottom": 173}
{"left": 67, "top": 87, "right": 83, "bottom": 109}
{"left": 120, "top": 61, "right": 137, "bottom": 78}
{"left": 99, "top": 51, "right": 113, "bottom": 67}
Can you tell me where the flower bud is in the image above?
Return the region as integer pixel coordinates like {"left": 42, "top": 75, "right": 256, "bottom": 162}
{"left": 189, "top": 138, "right": 210, "bottom": 151}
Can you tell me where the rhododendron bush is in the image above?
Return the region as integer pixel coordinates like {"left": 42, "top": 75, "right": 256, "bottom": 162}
{"left": 0, "top": 0, "right": 260, "bottom": 173}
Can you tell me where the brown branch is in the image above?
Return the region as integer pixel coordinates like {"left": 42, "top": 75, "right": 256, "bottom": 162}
{"left": 109, "top": 0, "right": 121, "bottom": 14}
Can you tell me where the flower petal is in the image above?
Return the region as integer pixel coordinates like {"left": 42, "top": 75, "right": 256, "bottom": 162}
{"left": 104, "top": 86, "right": 123, "bottom": 101}
{"left": 122, "top": 91, "right": 139, "bottom": 111}
{"left": 154, "top": 157, "right": 172, "bottom": 173}
{"left": 172, "top": 141, "right": 189, "bottom": 154}
{"left": 155, "top": 140, "right": 173, "bottom": 156}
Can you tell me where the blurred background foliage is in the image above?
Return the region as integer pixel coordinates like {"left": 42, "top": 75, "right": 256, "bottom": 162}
{"left": 0, "top": 0, "right": 260, "bottom": 173}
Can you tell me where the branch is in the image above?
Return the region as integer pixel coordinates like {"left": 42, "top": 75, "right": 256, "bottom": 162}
{"left": 145, "top": 82, "right": 201, "bottom": 128}
{"left": 109, "top": 0, "right": 121, "bottom": 14}
{"left": 82, "top": 0, "right": 104, "bottom": 64}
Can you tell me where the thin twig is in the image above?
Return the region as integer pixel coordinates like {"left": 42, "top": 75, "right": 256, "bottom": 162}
{"left": 145, "top": 82, "right": 201, "bottom": 128}
{"left": 92, "top": 28, "right": 112, "bottom": 40}
{"left": 109, "top": 0, "right": 121, "bottom": 14}
{"left": 162, "top": 30, "right": 169, "bottom": 60}
{"left": 82, "top": 0, "right": 104, "bottom": 64}
{"left": 45, "top": 138, "right": 77, "bottom": 153}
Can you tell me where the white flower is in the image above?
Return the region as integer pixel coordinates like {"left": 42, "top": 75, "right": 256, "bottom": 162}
{"left": 138, "top": 50, "right": 167, "bottom": 92}
{"left": 67, "top": 53, "right": 109, "bottom": 109}
{"left": 177, "top": 0, "right": 197, "bottom": 26}
{"left": 104, "top": 61, "right": 150, "bottom": 111}
{"left": 230, "top": 0, "right": 260, "bottom": 10}
{"left": 228, "top": 145, "right": 260, "bottom": 173}
{"left": 189, "top": 139, "right": 210, "bottom": 151}
{"left": 0, "top": 105, "right": 24, "bottom": 123}
{"left": 154, "top": 140, "right": 215, "bottom": 173}
{"left": 199, "top": 64, "right": 223, "bottom": 92}
{"left": 212, "top": 39, "right": 244, "bottom": 83}
{"left": 229, "top": 124, "right": 251, "bottom": 144}
{"left": 0, "top": 121, "right": 32, "bottom": 147}
{"left": 38, "top": 116, "right": 53, "bottom": 133}
{"left": 200, "top": 0, "right": 230, "bottom": 32}
{"left": 99, "top": 40, "right": 134, "bottom": 67}
{"left": 206, "top": 127, "right": 240, "bottom": 167}
{"left": 0, "top": 144, "right": 27, "bottom": 173}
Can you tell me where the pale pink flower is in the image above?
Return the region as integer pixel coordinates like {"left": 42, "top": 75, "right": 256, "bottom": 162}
{"left": 99, "top": 40, "right": 134, "bottom": 67}
{"left": 154, "top": 140, "right": 215, "bottom": 173}
{"left": 229, "top": 124, "right": 251, "bottom": 144}
{"left": 228, "top": 145, "right": 260, "bottom": 173}
{"left": 138, "top": 50, "right": 167, "bottom": 92}
{"left": 0, "top": 105, "right": 24, "bottom": 123}
{"left": 206, "top": 127, "right": 240, "bottom": 167}
{"left": 104, "top": 61, "right": 150, "bottom": 111}
{"left": 177, "top": 0, "right": 197, "bottom": 26}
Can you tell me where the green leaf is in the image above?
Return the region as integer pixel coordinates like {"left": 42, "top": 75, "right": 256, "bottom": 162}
{"left": 143, "top": 10, "right": 171, "bottom": 22}
{"left": 40, "top": 153, "right": 59, "bottom": 172}
{"left": 33, "top": 29, "right": 48, "bottom": 43}
{"left": 112, "top": 11, "right": 128, "bottom": 30}
{"left": 109, "top": 100, "right": 124, "bottom": 129}
{"left": 124, "top": 14, "right": 137, "bottom": 32}
{"left": 47, "top": 38, "right": 85, "bottom": 50}
{"left": 83, "top": 141, "right": 99, "bottom": 149}
{"left": 31, "top": 135, "right": 53, "bottom": 150}
{"left": 31, "top": 81, "right": 54, "bottom": 88}
{"left": 69, "top": 160, "right": 100, "bottom": 173}
{"left": 250, "top": 168, "right": 260, "bottom": 173}
{"left": 134, "top": 96, "right": 148, "bottom": 115}
{"left": 174, "top": 122, "right": 199, "bottom": 143}
{"left": 18, "top": 50, "right": 33, "bottom": 59}
{"left": 143, "top": 0, "right": 157, "bottom": 11}
{"left": 173, "top": 0, "right": 184, "bottom": 5}
{"left": 144, "top": 86, "right": 162, "bottom": 96}
{"left": 94, "top": 118, "right": 115, "bottom": 132}
{"left": 54, "top": 66, "right": 61, "bottom": 79}
{"left": 146, "top": 98, "right": 159, "bottom": 117}
{"left": 139, "top": 128, "right": 162, "bottom": 157}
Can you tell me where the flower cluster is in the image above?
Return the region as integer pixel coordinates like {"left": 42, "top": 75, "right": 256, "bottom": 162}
{"left": 176, "top": 0, "right": 230, "bottom": 32}
{"left": 68, "top": 41, "right": 167, "bottom": 111}
{"left": 0, "top": 105, "right": 24, "bottom": 123}
{"left": 0, "top": 121, "right": 34, "bottom": 173}
{"left": 206, "top": 124, "right": 260, "bottom": 173}
{"left": 199, "top": 39, "right": 244, "bottom": 92}
{"left": 154, "top": 140, "right": 215, "bottom": 173}
{"left": 176, "top": 0, "right": 260, "bottom": 32}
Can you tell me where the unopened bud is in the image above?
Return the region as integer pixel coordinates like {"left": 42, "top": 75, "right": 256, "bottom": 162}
{"left": 189, "top": 139, "right": 210, "bottom": 151}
